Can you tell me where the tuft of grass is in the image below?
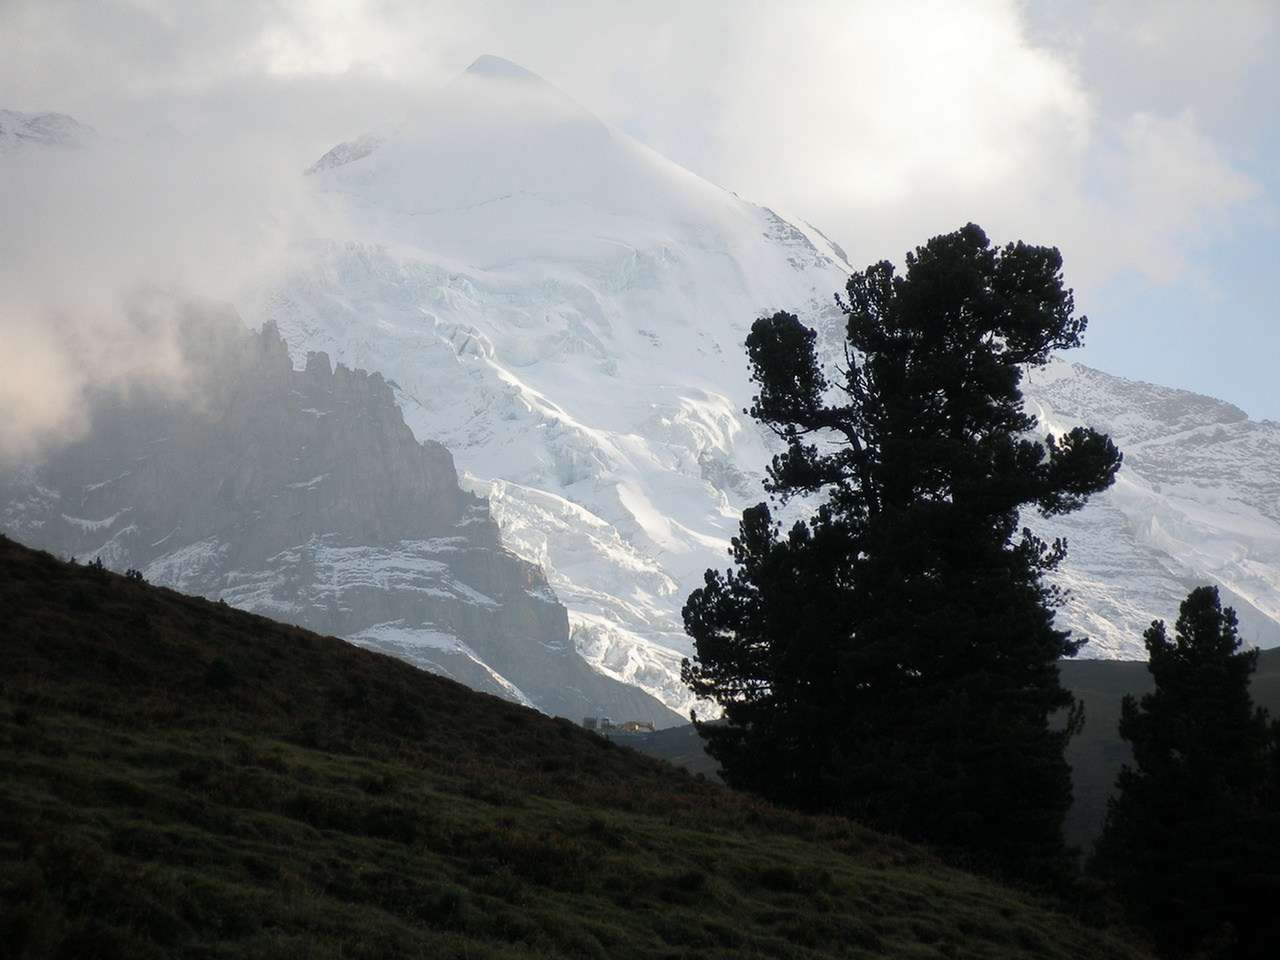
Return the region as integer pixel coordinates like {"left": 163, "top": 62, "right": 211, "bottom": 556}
{"left": 0, "top": 534, "right": 1151, "bottom": 958}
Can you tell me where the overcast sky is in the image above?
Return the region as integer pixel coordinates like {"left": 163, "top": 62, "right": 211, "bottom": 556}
{"left": 3, "top": 0, "right": 1278, "bottom": 425}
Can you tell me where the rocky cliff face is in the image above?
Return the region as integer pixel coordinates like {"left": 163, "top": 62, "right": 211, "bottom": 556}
{"left": 1, "top": 300, "right": 681, "bottom": 726}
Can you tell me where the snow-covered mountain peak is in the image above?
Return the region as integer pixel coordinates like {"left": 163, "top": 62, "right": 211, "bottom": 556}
{"left": 253, "top": 58, "right": 854, "bottom": 716}
{"left": 1026, "top": 360, "right": 1250, "bottom": 446}
{"left": 10, "top": 63, "right": 1278, "bottom": 723}
{"left": 305, "top": 57, "right": 768, "bottom": 277}
{"left": 305, "top": 57, "right": 563, "bottom": 177}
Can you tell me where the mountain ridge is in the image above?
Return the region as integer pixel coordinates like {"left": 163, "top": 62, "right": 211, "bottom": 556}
{"left": 1028, "top": 361, "right": 1280, "bottom": 656}
{"left": 0, "top": 109, "right": 97, "bottom": 151}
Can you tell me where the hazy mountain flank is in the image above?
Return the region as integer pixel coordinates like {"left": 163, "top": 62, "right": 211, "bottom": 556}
{"left": 0, "top": 301, "right": 677, "bottom": 727}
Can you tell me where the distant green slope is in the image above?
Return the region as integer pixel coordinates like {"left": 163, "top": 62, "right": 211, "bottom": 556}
{"left": 634, "top": 652, "right": 1280, "bottom": 858}
{"left": 0, "top": 535, "right": 1149, "bottom": 958}
{"left": 1059, "top": 649, "right": 1280, "bottom": 854}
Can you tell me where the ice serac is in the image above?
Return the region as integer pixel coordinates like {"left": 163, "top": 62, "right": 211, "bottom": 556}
{"left": 250, "top": 56, "right": 854, "bottom": 718}
{"left": 0, "top": 300, "right": 681, "bottom": 726}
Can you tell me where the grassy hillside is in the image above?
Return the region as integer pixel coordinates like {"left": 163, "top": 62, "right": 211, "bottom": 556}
{"left": 0, "top": 535, "right": 1149, "bottom": 959}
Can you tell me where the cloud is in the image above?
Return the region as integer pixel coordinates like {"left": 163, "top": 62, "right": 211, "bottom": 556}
{"left": 720, "top": 1, "right": 1088, "bottom": 200}
{"left": 1079, "top": 111, "right": 1261, "bottom": 285}
{"left": 0, "top": 0, "right": 1275, "bottom": 431}
{"left": 668, "top": 0, "right": 1093, "bottom": 267}
{"left": 0, "top": 116, "right": 311, "bottom": 462}
{"left": 0, "top": 313, "right": 90, "bottom": 464}
{"left": 1028, "top": 0, "right": 1280, "bottom": 136}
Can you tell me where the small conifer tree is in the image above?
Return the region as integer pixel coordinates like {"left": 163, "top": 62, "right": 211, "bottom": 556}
{"left": 1092, "top": 586, "right": 1280, "bottom": 958}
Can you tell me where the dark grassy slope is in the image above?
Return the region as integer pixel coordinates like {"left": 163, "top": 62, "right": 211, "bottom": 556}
{"left": 0, "top": 535, "right": 1149, "bottom": 959}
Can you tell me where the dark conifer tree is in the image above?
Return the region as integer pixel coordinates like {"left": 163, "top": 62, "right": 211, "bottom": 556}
{"left": 682, "top": 224, "right": 1122, "bottom": 879}
{"left": 1092, "top": 587, "right": 1280, "bottom": 959}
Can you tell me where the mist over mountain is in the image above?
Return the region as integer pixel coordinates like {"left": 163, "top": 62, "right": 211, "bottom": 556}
{"left": 4, "top": 55, "right": 1277, "bottom": 721}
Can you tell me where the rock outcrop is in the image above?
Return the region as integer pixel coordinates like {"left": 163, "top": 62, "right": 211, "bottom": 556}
{"left": 1, "top": 300, "right": 680, "bottom": 726}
